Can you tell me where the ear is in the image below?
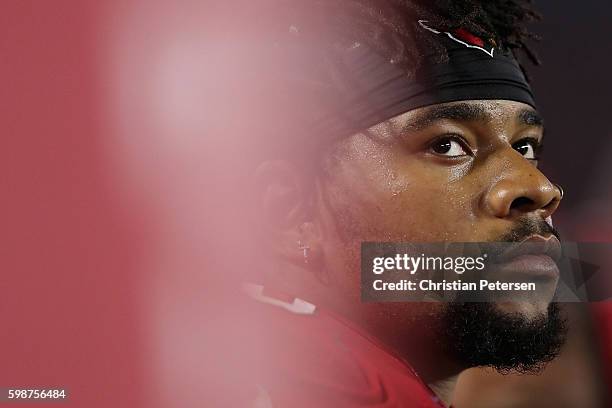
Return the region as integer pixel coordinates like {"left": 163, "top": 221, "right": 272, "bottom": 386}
{"left": 253, "top": 160, "right": 325, "bottom": 272}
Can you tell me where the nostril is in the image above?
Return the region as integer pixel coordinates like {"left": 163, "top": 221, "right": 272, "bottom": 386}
{"left": 510, "top": 196, "right": 535, "bottom": 211}
{"left": 542, "top": 196, "right": 559, "bottom": 212}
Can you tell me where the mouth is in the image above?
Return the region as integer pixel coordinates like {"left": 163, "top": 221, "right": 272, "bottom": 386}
{"left": 492, "top": 235, "right": 562, "bottom": 280}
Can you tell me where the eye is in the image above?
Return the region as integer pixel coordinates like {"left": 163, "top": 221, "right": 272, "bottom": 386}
{"left": 512, "top": 138, "right": 541, "bottom": 160}
{"left": 429, "top": 136, "right": 470, "bottom": 157}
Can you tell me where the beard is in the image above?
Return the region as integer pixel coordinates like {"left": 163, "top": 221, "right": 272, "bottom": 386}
{"left": 434, "top": 218, "right": 567, "bottom": 373}
{"left": 438, "top": 302, "right": 567, "bottom": 373}
{"left": 327, "top": 187, "right": 568, "bottom": 372}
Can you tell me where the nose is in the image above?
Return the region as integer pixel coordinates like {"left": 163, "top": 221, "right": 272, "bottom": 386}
{"left": 484, "top": 148, "right": 562, "bottom": 220}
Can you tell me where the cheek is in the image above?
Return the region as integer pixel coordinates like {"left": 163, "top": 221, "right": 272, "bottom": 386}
{"left": 385, "top": 158, "right": 484, "bottom": 241}
{"left": 320, "top": 133, "right": 485, "bottom": 245}
{"left": 323, "top": 164, "right": 476, "bottom": 243}
{"left": 382, "top": 184, "right": 474, "bottom": 241}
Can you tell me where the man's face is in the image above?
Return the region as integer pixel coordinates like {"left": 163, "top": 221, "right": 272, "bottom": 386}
{"left": 316, "top": 99, "right": 561, "bottom": 321}
{"left": 312, "top": 99, "right": 565, "bottom": 371}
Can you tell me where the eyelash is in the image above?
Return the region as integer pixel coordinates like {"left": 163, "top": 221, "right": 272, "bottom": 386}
{"left": 513, "top": 137, "right": 544, "bottom": 160}
{"left": 427, "top": 134, "right": 474, "bottom": 156}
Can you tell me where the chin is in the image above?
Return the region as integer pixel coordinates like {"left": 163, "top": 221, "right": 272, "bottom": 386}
{"left": 443, "top": 302, "right": 567, "bottom": 373}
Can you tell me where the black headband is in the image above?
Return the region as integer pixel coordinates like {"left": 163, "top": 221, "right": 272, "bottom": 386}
{"left": 280, "top": 21, "right": 536, "bottom": 140}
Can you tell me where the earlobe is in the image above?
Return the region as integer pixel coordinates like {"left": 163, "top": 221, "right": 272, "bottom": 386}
{"left": 253, "top": 160, "right": 327, "bottom": 280}
{"left": 253, "top": 159, "right": 313, "bottom": 257}
{"left": 296, "top": 221, "right": 328, "bottom": 283}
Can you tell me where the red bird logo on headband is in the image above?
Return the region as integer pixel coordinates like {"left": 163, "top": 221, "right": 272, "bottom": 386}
{"left": 418, "top": 20, "right": 495, "bottom": 57}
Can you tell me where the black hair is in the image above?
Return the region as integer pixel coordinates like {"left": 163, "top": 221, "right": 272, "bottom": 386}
{"left": 279, "top": 0, "right": 541, "bottom": 75}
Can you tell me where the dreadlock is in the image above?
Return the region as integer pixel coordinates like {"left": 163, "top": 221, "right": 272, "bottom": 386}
{"left": 277, "top": 0, "right": 541, "bottom": 76}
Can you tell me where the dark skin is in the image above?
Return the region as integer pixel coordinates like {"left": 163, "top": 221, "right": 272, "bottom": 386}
{"left": 256, "top": 99, "right": 562, "bottom": 406}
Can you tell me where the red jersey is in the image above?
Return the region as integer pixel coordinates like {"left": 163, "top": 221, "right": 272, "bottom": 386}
{"left": 239, "top": 284, "right": 448, "bottom": 408}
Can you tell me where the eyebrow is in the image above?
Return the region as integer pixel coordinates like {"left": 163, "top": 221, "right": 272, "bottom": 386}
{"left": 401, "top": 103, "right": 489, "bottom": 132}
{"left": 399, "top": 102, "right": 544, "bottom": 133}
{"left": 518, "top": 108, "right": 544, "bottom": 127}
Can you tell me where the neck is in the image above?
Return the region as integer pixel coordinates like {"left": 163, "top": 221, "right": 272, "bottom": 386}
{"left": 341, "top": 302, "right": 467, "bottom": 407}
{"left": 326, "top": 299, "right": 466, "bottom": 407}
{"left": 388, "top": 330, "right": 463, "bottom": 407}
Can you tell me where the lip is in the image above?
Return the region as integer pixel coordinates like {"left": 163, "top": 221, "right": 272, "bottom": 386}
{"left": 498, "top": 235, "right": 562, "bottom": 262}
{"left": 493, "top": 235, "right": 562, "bottom": 280}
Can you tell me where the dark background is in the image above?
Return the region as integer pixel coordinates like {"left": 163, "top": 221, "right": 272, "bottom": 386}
{"left": 531, "top": 1, "right": 612, "bottom": 240}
